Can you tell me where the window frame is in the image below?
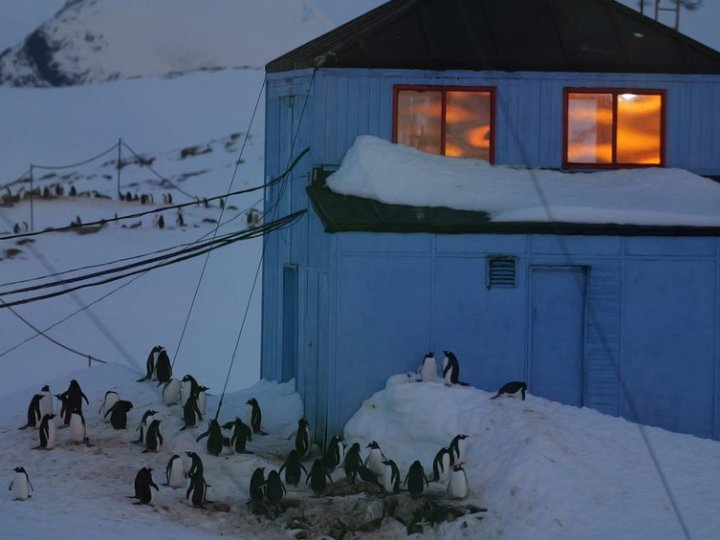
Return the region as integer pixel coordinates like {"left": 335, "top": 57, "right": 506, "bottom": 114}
{"left": 563, "top": 87, "right": 666, "bottom": 169}
{"left": 392, "top": 84, "right": 496, "bottom": 163}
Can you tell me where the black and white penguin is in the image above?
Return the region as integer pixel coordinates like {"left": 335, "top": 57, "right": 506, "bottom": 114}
{"left": 162, "top": 379, "right": 182, "bottom": 406}
{"left": 441, "top": 351, "right": 468, "bottom": 386}
{"left": 343, "top": 442, "right": 363, "bottom": 484}
{"left": 278, "top": 449, "right": 307, "bottom": 486}
{"left": 105, "top": 400, "right": 133, "bottom": 429}
{"left": 129, "top": 467, "right": 158, "bottom": 505}
{"left": 36, "top": 413, "right": 57, "bottom": 450}
{"left": 154, "top": 348, "right": 172, "bottom": 385}
{"left": 491, "top": 381, "right": 528, "bottom": 400}
{"left": 135, "top": 409, "right": 157, "bottom": 443}
{"left": 249, "top": 467, "right": 265, "bottom": 502}
{"left": 223, "top": 418, "right": 252, "bottom": 454}
{"left": 294, "top": 418, "right": 310, "bottom": 458}
{"left": 181, "top": 374, "right": 207, "bottom": 412}
{"left": 322, "top": 434, "right": 345, "bottom": 473}
{"left": 404, "top": 460, "right": 429, "bottom": 498}
{"left": 196, "top": 419, "right": 224, "bottom": 456}
{"left": 180, "top": 392, "right": 202, "bottom": 430}
{"left": 38, "top": 385, "right": 54, "bottom": 420}
{"left": 165, "top": 454, "right": 186, "bottom": 489}
{"left": 139, "top": 345, "right": 163, "bottom": 381}
{"left": 55, "top": 393, "right": 71, "bottom": 426}
{"left": 431, "top": 447, "right": 452, "bottom": 483}
{"left": 246, "top": 398, "right": 266, "bottom": 435}
{"left": 69, "top": 408, "right": 87, "bottom": 443}
{"left": 9, "top": 466, "right": 33, "bottom": 500}
{"left": 185, "top": 451, "right": 204, "bottom": 478}
{"left": 57, "top": 379, "right": 89, "bottom": 415}
{"left": 306, "top": 459, "right": 333, "bottom": 495}
{"left": 186, "top": 471, "right": 210, "bottom": 508}
{"left": 98, "top": 390, "right": 119, "bottom": 420}
{"left": 447, "top": 464, "right": 469, "bottom": 499}
{"left": 195, "top": 385, "right": 209, "bottom": 415}
{"left": 382, "top": 459, "right": 401, "bottom": 494}
{"left": 448, "top": 434, "right": 468, "bottom": 465}
{"left": 265, "top": 470, "right": 286, "bottom": 503}
{"left": 364, "top": 441, "right": 386, "bottom": 476}
{"left": 418, "top": 351, "right": 438, "bottom": 382}
{"left": 143, "top": 419, "right": 163, "bottom": 453}
{"left": 19, "top": 394, "right": 42, "bottom": 430}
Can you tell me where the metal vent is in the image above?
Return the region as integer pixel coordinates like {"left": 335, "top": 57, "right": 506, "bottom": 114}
{"left": 487, "top": 256, "right": 516, "bottom": 288}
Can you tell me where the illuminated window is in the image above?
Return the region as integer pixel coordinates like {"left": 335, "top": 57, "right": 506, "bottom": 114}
{"left": 394, "top": 86, "right": 495, "bottom": 161}
{"left": 565, "top": 89, "right": 664, "bottom": 167}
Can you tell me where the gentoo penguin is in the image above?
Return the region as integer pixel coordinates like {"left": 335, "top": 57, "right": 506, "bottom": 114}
{"left": 38, "top": 385, "right": 54, "bottom": 419}
{"left": 138, "top": 345, "right": 162, "bottom": 381}
{"left": 306, "top": 459, "right": 333, "bottom": 495}
{"left": 294, "top": 418, "right": 310, "bottom": 458}
{"left": 105, "top": 400, "right": 133, "bottom": 429}
{"left": 180, "top": 392, "right": 202, "bottom": 430}
{"left": 322, "top": 434, "right": 344, "bottom": 473}
{"left": 343, "top": 443, "right": 363, "bottom": 484}
{"left": 154, "top": 348, "right": 172, "bottom": 385}
{"left": 364, "top": 441, "right": 386, "bottom": 476}
{"left": 278, "top": 450, "right": 307, "bottom": 486}
{"left": 186, "top": 471, "right": 210, "bottom": 508}
{"left": 185, "top": 451, "right": 204, "bottom": 478}
{"left": 143, "top": 420, "right": 163, "bottom": 453}
{"left": 162, "top": 379, "right": 182, "bottom": 406}
{"left": 135, "top": 410, "right": 157, "bottom": 443}
{"left": 129, "top": 467, "right": 158, "bottom": 505}
{"left": 447, "top": 464, "right": 469, "bottom": 499}
{"left": 441, "top": 351, "right": 468, "bottom": 386}
{"left": 69, "top": 408, "right": 87, "bottom": 443}
{"left": 491, "top": 381, "right": 528, "bottom": 400}
{"left": 57, "top": 379, "right": 89, "bottom": 415}
{"left": 165, "top": 454, "right": 186, "bottom": 489}
{"left": 431, "top": 447, "right": 452, "bottom": 482}
{"left": 418, "top": 352, "right": 438, "bottom": 382}
{"left": 195, "top": 385, "right": 209, "bottom": 415}
{"left": 181, "top": 375, "right": 207, "bottom": 413}
{"left": 36, "top": 413, "right": 57, "bottom": 450}
{"left": 265, "top": 470, "right": 286, "bottom": 503}
{"left": 98, "top": 391, "right": 119, "bottom": 419}
{"left": 19, "top": 394, "right": 42, "bottom": 430}
{"left": 382, "top": 459, "right": 401, "bottom": 493}
{"left": 246, "top": 398, "right": 266, "bottom": 435}
{"left": 249, "top": 467, "right": 265, "bottom": 502}
{"left": 223, "top": 418, "right": 252, "bottom": 454}
{"left": 8, "top": 466, "right": 33, "bottom": 500}
{"left": 448, "top": 434, "right": 468, "bottom": 465}
{"left": 55, "top": 393, "right": 71, "bottom": 426}
{"left": 196, "top": 419, "right": 224, "bottom": 456}
{"left": 404, "top": 460, "right": 428, "bottom": 498}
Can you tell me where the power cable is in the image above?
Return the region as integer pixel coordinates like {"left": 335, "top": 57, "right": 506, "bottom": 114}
{"left": 121, "top": 140, "right": 198, "bottom": 201}
{"left": 31, "top": 143, "right": 119, "bottom": 171}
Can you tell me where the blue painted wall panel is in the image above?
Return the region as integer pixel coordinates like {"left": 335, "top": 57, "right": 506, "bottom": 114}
{"left": 435, "top": 234, "right": 527, "bottom": 255}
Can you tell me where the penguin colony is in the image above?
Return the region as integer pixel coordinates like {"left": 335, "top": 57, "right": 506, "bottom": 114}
{"left": 10, "top": 346, "right": 518, "bottom": 517}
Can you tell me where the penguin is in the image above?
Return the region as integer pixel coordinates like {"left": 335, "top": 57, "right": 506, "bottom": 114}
{"left": 186, "top": 471, "right": 210, "bottom": 508}
{"left": 69, "top": 408, "right": 87, "bottom": 443}
{"left": 382, "top": 459, "right": 401, "bottom": 493}
{"left": 294, "top": 418, "right": 310, "bottom": 458}
{"left": 196, "top": 419, "right": 224, "bottom": 456}
{"left": 322, "top": 435, "right": 345, "bottom": 473}
{"left": 181, "top": 374, "right": 199, "bottom": 403}
{"left": 154, "top": 348, "right": 172, "bottom": 385}
{"left": 36, "top": 413, "right": 57, "bottom": 450}
{"left": 306, "top": 459, "right": 333, "bottom": 495}
{"left": 186, "top": 451, "right": 204, "bottom": 478}
{"left": 180, "top": 392, "right": 202, "bottom": 430}
{"left": 223, "top": 418, "right": 252, "bottom": 454}
{"left": 129, "top": 467, "right": 158, "bottom": 505}
{"left": 278, "top": 450, "right": 307, "bottom": 486}
{"left": 143, "top": 419, "right": 163, "bottom": 453}
{"left": 364, "top": 441, "right": 386, "bottom": 476}
{"left": 441, "top": 351, "right": 468, "bottom": 386}
{"left": 265, "top": 470, "right": 286, "bottom": 503}
{"left": 162, "top": 378, "right": 182, "bottom": 406}
{"left": 135, "top": 409, "right": 157, "bottom": 443}
{"left": 195, "top": 385, "right": 209, "bottom": 415}
{"left": 105, "top": 400, "right": 133, "bottom": 429}
{"left": 404, "top": 460, "right": 429, "bottom": 498}
{"left": 343, "top": 442, "right": 363, "bottom": 484}
{"left": 38, "top": 385, "right": 54, "bottom": 419}
{"left": 57, "top": 379, "right": 89, "bottom": 415}
{"left": 246, "top": 398, "right": 266, "bottom": 435}
{"left": 431, "top": 447, "right": 452, "bottom": 483}
{"left": 418, "top": 352, "right": 438, "bottom": 382}
{"left": 138, "top": 345, "right": 162, "bottom": 381}
{"left": 358, "top": 464, "right": 382, "bottom": 486}
{"left": 249, "top": 467, "right": 265, "bottom": 502}
{"left": 55, "top": 393, "right": 71, "bottom": 426}
{"left": 491, "top": 381, "right": 528, "bottom": 400}
{"left": 165, "top": 454, "right": 186, "bottom": 489}
{"left": 447, "top": 464, "right": 469, "bottom": 499}
{"left": 19, "top": 394, "right": 42, "bottom": 430}
{"left": 98, "top": 390, "right": 119, "bottom": 419}
{"left": 8, "top": 466, "right": 33, "bottom": 500}
{"left": 448, "top": 434, "right": 468, "bottom": 465}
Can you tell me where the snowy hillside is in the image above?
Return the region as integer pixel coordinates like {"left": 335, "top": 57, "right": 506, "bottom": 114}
{"left": 0, "top": 0, "right": 332, "bottom": 86}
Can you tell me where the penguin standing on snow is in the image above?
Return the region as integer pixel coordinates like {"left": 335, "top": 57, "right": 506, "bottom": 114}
{"left": 181, "top": 375, "right": 207, "bottom": 413}
{"left": 246, "top": 398, "right": 266, "bottom": 435}
{"left": 322, "top": 435, "right": 344, "bottom": 473}
{"left": 441, "top": 351, "right": 468, "bottom": 386}
{"left": 8, "top": 466, "right": 33, "bottom": 500}
{"left": 138, "top": 345, "right": 162, "bottom": 381}
{"left": 418, "top": 352, "right": 438, "bottom": 382}
{"left": 306, "top": 459, "right": 333, "bottom": 495}
{"left": 55, "top": 394, "right": 71, "bottom": 426}
{"left": 98, "top": 391, "right": 119, "bottom": 419}
{"left": 382, "top": 459, "right": 401, "bottom": 494}
{"left": 404, "top": 460, "right": 429, "bottom": 498}
{"left": 105, "top": 400, "right": 133, "bottom": 429}
{"left": 57, "top": 379, "right": 89, "bottom": 415}
{"left": 38, "top": 385, "right": 54, "bottom": 419}
{"left": 431, "top": 447, "right": 452, "bottom": 483}
{"left": 19, "top": 394, "right": 42, "bottom": 430}
{"left": 364, "top": 441, "right": 386, "bottom": 476}
{"left": 36, "top": 413, "right": 57, "bottom": 450}
{"left": 143, "top": 420, "right": 163, "bottom": 453}
{"left": 154, "top": 348, "right": 172, "bottom": 385}
{"left": 447, "top": 464, "right": 469, "bottom": 499}
{"left": 196, "top": 419, "right": 224, "bottom": 456}
{"left": 448, "top": 434, "right": 468, "bottom": 465}
{"left": 180, "top": 392, "right": 202, "bottom": 430}
{"left": 186, "top": 470, "right": 210, "bottom": 508}
{"left": 186, "top": 451, "right": 204, "bottom": 477}
{"left": 69, "top": 408, "right": 87, "bottom": 443}
{"left": 265, "top": 470, "right": 286, "bottom": 503}
{"left": 249, "top": 467, "right": 265, "bottom": 502}
{"left": 294, "top": 418, "right": 310, "bottom": 458}
{"left": 223, "top": 418, "right": 252, "bottom": 454}
{"left": 165, "top": 454, "right": 185, "bottom": 489}
{"left": 129, "top": 467, "right": 158, "bottom": 505}
{"left": 278, "top": 450, "right": 307, "bottom": 486}
{"left": 343, "top": 443, "right": 363, "bottom": 484}
{"left": 162, "top": 379, "right": 182, "bottom": 406}
{"left": 135, "top": 409, "right": 157, "bottom": 443}
{"left": 491, "top": 381, "right": 528, "bottom": 401}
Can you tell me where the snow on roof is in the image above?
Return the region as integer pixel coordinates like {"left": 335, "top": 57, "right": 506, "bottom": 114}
{"left": 326, "top": 136, "right": 720, "bottom": 228}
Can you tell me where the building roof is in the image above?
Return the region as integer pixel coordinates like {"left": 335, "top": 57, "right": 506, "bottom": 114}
{"left": 267, "top": 0, "right": 720, "bottom": 74}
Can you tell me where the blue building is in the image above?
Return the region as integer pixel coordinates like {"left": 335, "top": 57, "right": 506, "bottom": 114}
{"left": 261, "top": 0, "right": 720, "bottom": 442}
